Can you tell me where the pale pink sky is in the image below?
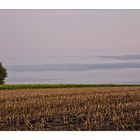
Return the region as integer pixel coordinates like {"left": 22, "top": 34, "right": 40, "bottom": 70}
{"left": 0, "top": 10, "right": 140, "bottom": 65}
{"left": 0, "top": 10, "right": 140, "bottom": 84}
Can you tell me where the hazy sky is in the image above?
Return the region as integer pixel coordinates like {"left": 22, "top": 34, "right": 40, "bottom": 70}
{"left": 0, "top": 10, "right": 140, "bottom": 84}
{"left": 0, "top": 10, "right": 140, "bottom": 65}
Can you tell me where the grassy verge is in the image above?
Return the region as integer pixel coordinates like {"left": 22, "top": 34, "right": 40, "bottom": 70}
{"left": 0, "top": 84, "right": 140, "bottom": 90}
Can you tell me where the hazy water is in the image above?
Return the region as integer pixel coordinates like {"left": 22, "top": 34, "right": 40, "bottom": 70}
{"left": 5, "top": 58, "right": 140, "bottom": 84}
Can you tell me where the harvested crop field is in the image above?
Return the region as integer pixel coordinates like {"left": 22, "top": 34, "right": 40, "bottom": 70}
{"left": 0, "top": 87, "right": 140, "bottom": 131}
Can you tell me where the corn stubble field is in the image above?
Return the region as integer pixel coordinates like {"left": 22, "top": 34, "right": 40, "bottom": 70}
{"left": 0, "top": 87, "right": 140, "bottom": 131}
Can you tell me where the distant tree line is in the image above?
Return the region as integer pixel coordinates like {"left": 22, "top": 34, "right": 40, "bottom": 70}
{"left": 0, "top": 62, "right": 7, "bottom": 84}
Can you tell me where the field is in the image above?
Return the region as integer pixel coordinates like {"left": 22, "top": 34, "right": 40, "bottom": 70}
{"left": 0, "top": 85, "right": 140, "bottom": 131}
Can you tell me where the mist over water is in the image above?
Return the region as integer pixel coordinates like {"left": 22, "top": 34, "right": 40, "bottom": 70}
{"left": 5, "top": 60, "right": 140, "bottom": 84}
{"left": 1, "top": 10, "right": 140, "bottom": 84}
{"left": 3, "top": 54, "right": 140, "bottom": 84}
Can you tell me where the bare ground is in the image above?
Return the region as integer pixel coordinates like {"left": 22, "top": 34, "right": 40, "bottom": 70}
{"left": 0, "top": 87, "right": 140, "bottom": 131}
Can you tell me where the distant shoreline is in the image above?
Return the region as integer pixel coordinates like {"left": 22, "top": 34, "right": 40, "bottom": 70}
{"left": 0, "top": 84, "right": 140, "bottom": 90}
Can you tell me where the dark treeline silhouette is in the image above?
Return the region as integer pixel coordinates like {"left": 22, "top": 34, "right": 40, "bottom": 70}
{"left": 0, "top": 62, "right": 7, "bottom": 84}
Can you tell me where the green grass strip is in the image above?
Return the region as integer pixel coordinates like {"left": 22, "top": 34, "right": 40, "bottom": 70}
{"left": 0, "top": 84, "right": 140, "bottom": 90}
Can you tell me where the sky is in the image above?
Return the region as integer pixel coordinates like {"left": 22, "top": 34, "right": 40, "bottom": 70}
{"left": 0, "top": 10, "right": 140, "bottom": 84}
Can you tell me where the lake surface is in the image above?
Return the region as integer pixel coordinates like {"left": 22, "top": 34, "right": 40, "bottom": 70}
{"left": 5, "top": 60, "right": 140, "bottom": 84}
